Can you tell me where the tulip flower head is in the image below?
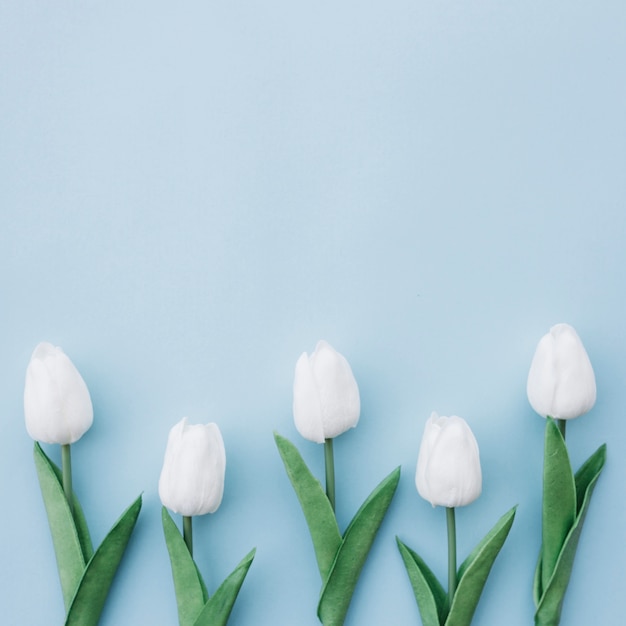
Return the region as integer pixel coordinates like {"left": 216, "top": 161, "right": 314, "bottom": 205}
{"left": 416, "top": 412, "right": 482, "bottom": 508}
{"left": 159, "top": 418, "right": 226, "bottom": 517}
{"left": 292, "top": 340, "right": 360, "bottom": 444}
{"left": 527, "top": 323, "right": 596, "bottom": 420}
{"left": 24, "top": 342, "right": 94, "bottom": 445}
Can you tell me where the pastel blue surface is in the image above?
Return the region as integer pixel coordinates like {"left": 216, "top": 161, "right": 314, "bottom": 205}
{"left": 1, "top": 1, "right": 624, "bottom": 624}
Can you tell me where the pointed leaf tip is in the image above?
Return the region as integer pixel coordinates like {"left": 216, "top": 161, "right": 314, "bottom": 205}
{"left": 317, "top": 466, "right": 401, "bottom": 625}
{"left": 446, "top": 506, "right": 516, "bottom": 626}
{"left": 397, "top": 537, "right": 446, "bottom": 626}
{"left": 162, "top": 506, "right": 208, "bottom": 625}
{"left": 64, "top": 495, "right": 142, "bottom": 626}
{"left": 535, "top": 443, "right": 607, "bottom": 625}
{"left": 274, "top": 433, "right": 342, "bottom": 580}
{"left": 193, "top": 548, "right": 256, "bottom": 626}
{"left": 33, "top": 442, "right": 86, "bottom": 611}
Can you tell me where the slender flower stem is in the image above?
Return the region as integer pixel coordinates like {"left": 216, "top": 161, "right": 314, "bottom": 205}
{"left": 556, "top": 418, "right": 566, "bottom": 440}
{"left": 446, "top": 507, "right": 457, "bottom": 605}
{"left": 324, "top": 438, "right": 336, "bottom": 512}
{"left": 61, "top": 444, "right": 74, "bottom": 517}
{"left": 183, "top": 515, "right": 193, "bottom": 557}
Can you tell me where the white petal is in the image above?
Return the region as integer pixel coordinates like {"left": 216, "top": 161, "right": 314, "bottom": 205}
{"left": 527, "top": 333, "right": 558, "bottom": 418}
{"left": 309, "top": 341, "right": 360, "bottom": 439}
{"left": 417, "top": 415, "right": 481, "bottom": 508}
{"left": 293, "top": 351, "right": 325, "bottom": 443}
{"left": 527, "top": 324, "right": 596, "bottom": 420}
{"left": 550, "top": 324, "right": 596, "bottom": 419}
{"left": 158, "top": 418, "right": 226, "bottom": 516}
{"left": 23, "top": 342, "right": 93, "bottom": 444}
{"left": 415, "top": 412, "right": 440, "bottom": 504}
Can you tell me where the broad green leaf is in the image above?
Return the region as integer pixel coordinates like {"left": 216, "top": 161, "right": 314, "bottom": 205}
{"left": 541, "top": 419, "right": 576, "bottom": 589}
{"left": 47, "top": 446, "right": 94, "bottom": 562}
{"left": 533, "top": 442, "right": 607, "bottom": 609}
{"left": 162, "top": 507, "right": 208, "bottom": 626}
{"left": 534, "top": 444, "right": 606, "bottom": 626}
{"left": 193, "top": 548, "right": 256, "bottom": 626}
{"left": 274, "top": 433, "right": 342, "bottom": 580}
{"left": 64, "top": 495, "right": 142, "bottom": 626}
{"left": 317, "top": 467, "right": 401, "bottom": 626}
{"left": 446, "top": 506, "right": 516, "bottom": 626}
{"left": 33, "top": 442, "right": 86, "bottom": 611}
{"left": 397, "top": 537, "right": 446, "bottom": 626}
{"left": 574, "top": 444, "right": 607, "bottom": 514}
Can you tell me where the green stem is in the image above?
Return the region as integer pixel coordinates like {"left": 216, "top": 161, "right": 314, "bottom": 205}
{"left": 183, "top": 515, "right": 193, "bottom": 557}
{"left": 556, "top": 418, "right": 566, "bottom": 440}
{"left": 324, "top": 438, "right": 336, "bottom": 512}
{"left": 61, "top": 443, "right": 74, "bottom": 517}
{"left": 446, "top": 507, "right": 457, "bottom": 606}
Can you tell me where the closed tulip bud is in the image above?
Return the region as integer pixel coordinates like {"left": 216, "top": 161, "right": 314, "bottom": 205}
{"left": 416, "top": 412, "right": 482, "bottom": 508}
{"left": 158, "top": 418, "right": 226, "bottom": 516}
{"left": 24, "top": 342, "right": 93, "bottom": 445}
{"left": 292, "top": 340, "right": 360, "bottom": 444}
{"left": 527, "top": 323, "right": 596, "bottom": 420}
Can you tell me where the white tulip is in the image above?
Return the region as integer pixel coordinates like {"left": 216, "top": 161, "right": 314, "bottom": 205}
{"left": 292, "top": 340, "right": 360, "bottom": 443}
{"left": 24, "top": 342, "right": 93, "bottom": 445}
{"left": 416, "top": 412, "right": 482, "bottom": 508}
{"left": 527, "top": 323, "right": 596, "bottom": 420}
{"left": 158, "top": 418, "right": 226, "bottom": 516}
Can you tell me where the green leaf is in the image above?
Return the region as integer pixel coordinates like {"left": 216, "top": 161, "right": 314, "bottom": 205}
{"left": 574, "top": 444, "right": 607, "bottom": 514}
{"left": 446, "top": 506, "right": 516, "bottom": 626}
{"left": 192, "top": 548, "right": 256, "bottom": 626}
{"left": 540, "top": 419, "right": 576, "bottom": 590}
{"left": 397, "top": 537, "right": 446, "bottom": 626}
{"left": 534, "top": 444, "right": 606, "bottom": 626}
{"left": 162, "top": 507, "right": 208, "bottom": 626}
{"left": 47, "top": 446, "right": 94, "bottom": 562}
{"left": 274, "top": 433, "right": 342, "bottom": 580}
{"left": 64, "top": 495, "right": 142, "bottom": 626}
{"left": 33, "top": 442, "right": 86, "bottom": 611}
{"left": 317, "top": 466, "right": 401, "bottom": 626}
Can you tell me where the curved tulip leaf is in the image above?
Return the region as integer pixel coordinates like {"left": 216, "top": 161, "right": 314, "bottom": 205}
{"left": 64, "top": 495, "right": 142, "bottom": 626}
{"left": 574, "top": 443, "right": 607, "bottom": 513}
{"left": 33, "top": 443, "right": 86, "bottom": 610}
{"left": 397, "top": 537, "right": 446, "bottom": 626}
{"left": 193, "top": 548, "right": 256, "bottom": 626}
{"left": 45, "top": 446, "right": 94, "bottom": 562}
{"left": 534, "top": 444, "right": 606, "bottom": 626}
{"left": 317, "top": 467, "right": 401, "bottom": 626}
{"left": 274, "top": 433, "right": 342, "bottom": 580}
{"left": 446, "top": 506, "right": 516, "bottom": 626}
{"left": 162, "top": 507, "right": 208, "bottom": 626}
{"left": 540, "top": 419, "right": 576, "bottom": 590}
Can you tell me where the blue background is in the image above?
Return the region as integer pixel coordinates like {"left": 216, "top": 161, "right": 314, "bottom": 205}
{"left": 1, "top": 1, "right": 624, "bottom": 624}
